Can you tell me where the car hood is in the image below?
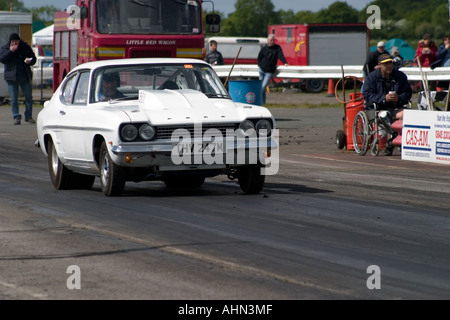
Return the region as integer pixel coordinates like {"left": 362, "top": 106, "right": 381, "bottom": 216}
{"left": 118, "top": 89, "right": 273, "bottom": 125}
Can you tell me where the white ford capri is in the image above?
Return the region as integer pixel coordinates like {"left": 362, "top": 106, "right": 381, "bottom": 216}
{"left": 36, "top": 58, "right": 278, "bottom": 196}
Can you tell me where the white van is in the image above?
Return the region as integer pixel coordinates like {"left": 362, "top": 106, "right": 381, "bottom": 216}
{"left": 205, "top": 37, "right": 266, "bottom": 64}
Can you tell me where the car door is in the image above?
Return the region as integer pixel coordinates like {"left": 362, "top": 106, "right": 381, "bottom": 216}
{"left": 56, "top": 70, "right": 91, "bottom": 168}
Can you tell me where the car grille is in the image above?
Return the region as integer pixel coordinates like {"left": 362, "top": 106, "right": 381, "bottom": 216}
{"left": 156, "top": 123, "right": 237, "bottom": 140}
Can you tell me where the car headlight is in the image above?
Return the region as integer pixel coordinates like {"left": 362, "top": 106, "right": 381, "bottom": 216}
{"left": 255, "top": 119, "right": 272, "bottom": 136}
{"left": 121, "top": 124, "right": 138, "bottom": 141}
{"left": 139, "top": 124, "right": 155, "bottom": 141}
{"left": 238, "top": 120, "right": 255, "bottom": 137}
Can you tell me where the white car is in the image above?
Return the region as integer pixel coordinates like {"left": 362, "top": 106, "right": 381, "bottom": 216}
{"left": 32, "top": 57, "right": 53, "bottom": 88}
{"left": 36, "top": 58, "right": 277, "bottom": 196}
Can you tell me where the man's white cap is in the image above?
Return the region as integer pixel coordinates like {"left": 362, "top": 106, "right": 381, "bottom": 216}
{"left": 377, "top": 41, "right": 385, "bottom": 47}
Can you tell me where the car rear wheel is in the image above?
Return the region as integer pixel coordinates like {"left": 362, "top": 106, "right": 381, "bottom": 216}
{"left": 47, "top": 138, "right": 72, "bottom": 190}
{"left": 237, "top": 164, "right": 265, "bottom": 194}
{"left": 99, "top": 141, "right": 125, "bottom": 196}
{"left": 47, "top": 139, "right": 95, "bottom": 190}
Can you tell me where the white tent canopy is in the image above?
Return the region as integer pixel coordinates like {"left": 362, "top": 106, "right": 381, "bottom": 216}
{"left": 32, "top": 24, "right": 53, "bottom": 46}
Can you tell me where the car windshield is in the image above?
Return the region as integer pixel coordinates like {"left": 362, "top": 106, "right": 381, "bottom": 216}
{"left": 92, "top": 63, "right": 230, "bottom": 103}
{"left": 96, "top": 0, "right": 202, "bottom": 35}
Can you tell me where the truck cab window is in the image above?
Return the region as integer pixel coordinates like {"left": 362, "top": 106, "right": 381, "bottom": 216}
{"left": 96, "top": 0, "right": 201, "bottom": 35}
{"left": 97, "top": 0, "right": 121, "bottom": 34}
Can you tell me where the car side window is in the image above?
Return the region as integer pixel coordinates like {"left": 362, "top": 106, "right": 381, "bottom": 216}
{"left": 61, "top": 73, "right": 78, "bottom": 105}
{"left": 73, "top": 71, "right": 90, "bottom": 105}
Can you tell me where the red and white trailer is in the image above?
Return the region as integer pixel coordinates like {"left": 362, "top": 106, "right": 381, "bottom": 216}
{"left": 268, "top": 23, "right": 370, "bottom": 92}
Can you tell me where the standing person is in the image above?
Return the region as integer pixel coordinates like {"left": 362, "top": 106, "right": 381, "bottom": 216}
{"left": 257, "top": 34, "right": 288, "bottom": 104}
{"left": 391, "top": 46, "right": 404, "bottom": 70}
{"left": 363, "top": 53, "right": 412, "bottom": 156}
{"left": 434, "top": 35, "right": 450, "bottom": 90}
{"left": 205, "top": 40, "right": 224, "bottom": 66}
{"left": 364, "top": 41, "right": 386, "bottom": 75}
{"left": 436, "top": 35, "right": 450, "bottom": 67}
{"left": 0, "top": 33, "right": 37, "bottom": 125}
{"left": 415, "top": 34, "right": 437, "bottom": 67}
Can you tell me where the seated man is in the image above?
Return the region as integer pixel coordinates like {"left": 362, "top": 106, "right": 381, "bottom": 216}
{"left": 99, "top": 72, "right": 125, "bottom": 101}
{"left": 363, "top": 52, "right": 412, "bottom": 155}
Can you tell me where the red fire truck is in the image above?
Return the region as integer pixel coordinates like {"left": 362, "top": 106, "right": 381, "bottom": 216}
{"left": 268, "top": 23, "right": 369, "bottom": 92}
{"left": 53, "top": 0, "right": 219, "bottom": 90}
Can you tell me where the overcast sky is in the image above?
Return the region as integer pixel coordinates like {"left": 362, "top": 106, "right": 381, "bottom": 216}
{"left": 23, "top": 0, "right": 374, "bottom": 15}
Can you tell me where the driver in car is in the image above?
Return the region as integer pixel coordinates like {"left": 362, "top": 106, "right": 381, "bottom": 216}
{"left": 99, "top": 72, "right": 125, "bottom": 101}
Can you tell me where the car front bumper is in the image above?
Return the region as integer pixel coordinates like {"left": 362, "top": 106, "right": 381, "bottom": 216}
{"left": 110, "top": 137, "right": 278, "bottom": 170}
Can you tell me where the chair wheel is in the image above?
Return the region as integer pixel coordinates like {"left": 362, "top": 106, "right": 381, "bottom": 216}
{"left": 371, "top": 141, "right": 379, "bottom": 156}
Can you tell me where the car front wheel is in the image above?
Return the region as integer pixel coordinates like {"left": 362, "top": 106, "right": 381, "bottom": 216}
{"left": 99, "top": 141, "right": 125, "bottom": 196}
{"left": 237, "top": 164, "right": 265, "bottom": 194}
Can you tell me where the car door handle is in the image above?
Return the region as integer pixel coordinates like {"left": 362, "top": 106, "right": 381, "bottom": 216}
{"left": 60, "top": 110, "right": 66, "bottom": 115}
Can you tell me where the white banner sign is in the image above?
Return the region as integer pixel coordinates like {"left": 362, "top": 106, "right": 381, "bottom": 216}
{"left": 402, "top": 110, "right": 450, "bottom": 164}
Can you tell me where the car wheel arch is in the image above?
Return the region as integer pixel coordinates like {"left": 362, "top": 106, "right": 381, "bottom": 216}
{"left": 43, "top": 134, "right": 56, "bottom": 155}
{"left": 93, "top": 135, "right": 107, "bottom": 167}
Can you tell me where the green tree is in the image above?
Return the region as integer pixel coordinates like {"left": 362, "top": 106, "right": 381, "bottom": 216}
{"left": 314, "top": 2, "right": 360, "bottom": 23}
{"left": 30, "top": 6, "right": 60, "bottom": 25}
{"left": 294, "top": 10, "right": 317, "bottom": 24}
{"left": 431, "top": 3, "right": 449, "bottom": 41}
{"left": 222, "top": 0, "right": 280, "bottom": 37}
{"left": 0, "top": 0, "right": 25, "bottom": 11}
{"left": 277, "top": 9, "right": 297, "bottom": 24}
{"left": 367, "top": 0, "right": 445, "bottom": 46}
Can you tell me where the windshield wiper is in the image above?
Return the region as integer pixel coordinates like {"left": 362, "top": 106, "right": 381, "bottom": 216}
{"left": 204, "top": 93, "right": 229, "bottom": 99}
{"left": 110, "top": 96, "right": 138, "bottom": 102}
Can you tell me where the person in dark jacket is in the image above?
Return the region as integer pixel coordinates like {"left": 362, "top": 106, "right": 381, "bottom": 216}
{"left": 434, "top": 35, "right": 450, "bottom": 89}
{"left": 363, "top": 53, "right": 412, "bottom": 156}
{"left": 257, "top": 34, "right": 287, "bottom": 104}
{"left": 363, "top": 41, "right": 386, "bottom": 75}
{"left": 435, "top": 35, "right": 450, "bottom": 67}
{"left": 0, "top": 33, "right": 36, "bottom": 125}
{"left": 205, "top": 40, "right": 224, "bottom": 66}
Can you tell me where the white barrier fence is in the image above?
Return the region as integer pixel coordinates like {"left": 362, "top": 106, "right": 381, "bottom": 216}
{"left": 213, "top": 64, "right": 450, "bottom": 82}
